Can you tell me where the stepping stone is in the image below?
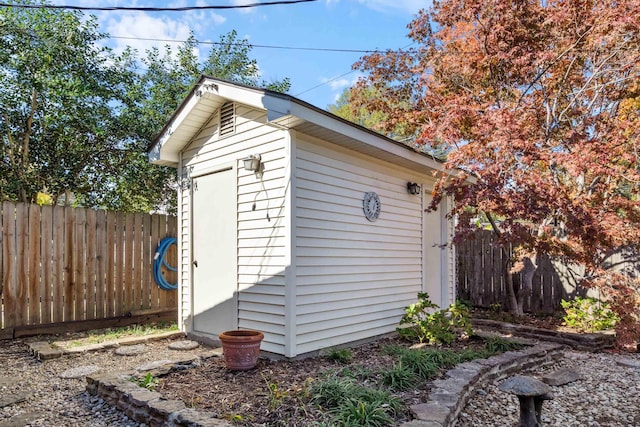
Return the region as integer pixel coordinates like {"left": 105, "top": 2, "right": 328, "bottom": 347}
{"left": 564, "top": 351, "right": 590, "bottom": 360}
{"left": 0, "top": 376, "right": 19, "bottom": 388}
{"left": 617, "top": 357, "right": 640, "bottom": 369}
{"left": 168, "top": 340, "right": 199, "bottom": 351}
{"left": 542, "top": 368, "right": 581, "bottom": 386}
{"left": 0, "top": 411, "right": 46, "bottom": 427}
{"left": 114, "top": 344, "right": 146, "bottom": 356}
{"left": 137, "top": 359, "right": 174, "bottom": 372}
{"left": 59, "top": 365, "right": 100, "bottom": 379}
{"left": 0, "top": 391, "right": 32, "bottom": 408}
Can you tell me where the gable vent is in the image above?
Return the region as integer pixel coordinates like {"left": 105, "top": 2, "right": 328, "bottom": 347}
{"left": 219, "top": 102, "right": 235, "bottom": 137}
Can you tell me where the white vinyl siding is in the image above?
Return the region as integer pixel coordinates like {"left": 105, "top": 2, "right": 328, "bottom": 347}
{"left": 179, "top": 103, "right": 288, "bottom": 355}
{"left": 293, "top": 138, "right": 424, "bottom": 355}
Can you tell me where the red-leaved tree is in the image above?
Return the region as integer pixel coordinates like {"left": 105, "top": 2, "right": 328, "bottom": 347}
{"left": 355, "top": 0, "right": 640, "bottom": 344}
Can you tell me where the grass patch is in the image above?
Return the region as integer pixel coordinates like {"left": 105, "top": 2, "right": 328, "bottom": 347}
{"left": 483, "top": 336, "right": 526, "bottom": 353}
{"left": 56, "top": 321, "right": 178, "bottom": 348}
{"left": 380, "top": 363, "right": 416, "bottom": 391}
{"left": 325, "top": 347, "right": 354, "bottom": 364}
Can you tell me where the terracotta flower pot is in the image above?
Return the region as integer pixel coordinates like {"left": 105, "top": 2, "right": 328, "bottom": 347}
{"left": 219, "top": 330, "right": 264, "bottom": 370}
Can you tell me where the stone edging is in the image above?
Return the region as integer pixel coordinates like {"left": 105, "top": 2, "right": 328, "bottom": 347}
{"left": 86, "top": 350, "right": 230, "bottom": 427}
{"left": 402, "top": 342, "right": 565, "bottom": 427}
{"left": 471, "top": 318, "right": 615, "bottom": 351}
{"left": 28, "top": 331, "right": 187, "bottom": 361}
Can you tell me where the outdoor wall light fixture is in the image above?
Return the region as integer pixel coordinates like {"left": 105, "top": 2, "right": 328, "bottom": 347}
{"left": 242, "top": 154, "right": 263, "bottom": 178}
{"left": 407, "top": 182, "right": 421, "bottom": 195}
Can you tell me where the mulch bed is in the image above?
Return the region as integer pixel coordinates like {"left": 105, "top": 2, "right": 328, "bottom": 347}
{"left": 157, "top": 335, "right": 490, "bottom": 426}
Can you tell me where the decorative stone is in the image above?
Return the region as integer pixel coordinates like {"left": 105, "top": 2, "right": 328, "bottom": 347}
{"left": 59, "top": 365, "right": 100, "bottom": 379}
{"left": 114, "top": 344, "right": 146, "bottom": 356}
{"left": 542, "top": 368, "right": 581, "bottom": 386}
{"left": 136, "top": 359, "right": 174, "bottom": 372}
{"left": 0, "top": 411, "right": 46, "bottom": 427}
{"left": 168, "top": 340, "right": 200, "bottom": 351}
{"left": 0, "top": 391, "right": 31, "bottom": 408}
{"left": 617, "top": 357, "right": 640, "bottom": 369}
{"left": 410, "top": 402, "right": 450, "bottom": 424}
{"left": 499, "top": 376, "right": 553, "bottom": 427}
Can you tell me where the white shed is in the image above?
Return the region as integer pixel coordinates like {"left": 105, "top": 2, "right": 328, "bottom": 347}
{"left": 149, "top": 76, "right": 456, "bottom": 358}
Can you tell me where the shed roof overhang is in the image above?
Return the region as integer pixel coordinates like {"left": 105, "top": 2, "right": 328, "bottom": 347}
{"left": 148, "top": 76, "right": 445, "bottom": 176}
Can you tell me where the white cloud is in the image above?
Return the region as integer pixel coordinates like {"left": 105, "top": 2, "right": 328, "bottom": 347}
{"left": 327, "top": 0, "right": 428, "bottom": 15}
{"left": 100, "top": 12, "right": 194, "bottom": 56}
{"left": 230, "top": 0, "right": 259, "bottom": 14}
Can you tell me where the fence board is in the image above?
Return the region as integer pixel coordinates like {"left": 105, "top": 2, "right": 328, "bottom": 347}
{"left": 40, "top": 205, "right": 53, "bottom": 324}
{"left": 15, "top": 204, "right": 28, "bottom": 326}
{"left": 166, "top": 216, "right": 178, "bottom": 309}
{"left": 64, "top": 207, "right": 75, "bottom": 321}
{"left": 2, "top": 202, "right": 17, "bottom": 328}
{"left": 95, "top": 210, "right": 106, "bottom": 319}
{"left": 142, "top": 214, "right": 152, "bottom": 311}
{"left": 105, "top": 211, "right": 116, "bottom": 317}
{"left": 0, "top": 202, "right": 177, "bottom": 335}
{"left": 149, "top": 214, "right": 161, "bottom": 310}
{"left": 74, "top": 208, "right": 87, "bottom": 321}
{"left": 85, "top": 209, "right": 97, "bottom": 320}
{"left": 133, "top": 213, "right": 143, "bottom": 310}
{"left": 28, "top": 206, "right": 40, "bottom": 324}
{"left": 124, "top": 213, "right": 134, "bottom": 313}
{"left": 114, "top": 212, "right": 124, "bottom": 317}
{"left": 52, "top": 206, "right": 64, "bottom": 323}
{"left": 158, "top": 215, "right": 168, "bottom": 309}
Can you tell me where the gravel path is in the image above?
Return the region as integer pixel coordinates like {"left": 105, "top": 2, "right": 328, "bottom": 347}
{"left": 459, "top": 350, "right": 640, "bottom": 427}
{"left": 0, "top": 337, "right": 214, "bottom": 427}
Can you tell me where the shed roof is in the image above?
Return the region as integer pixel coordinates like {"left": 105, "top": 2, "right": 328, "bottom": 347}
{"left": 148, "top": 76, "right": 444, "bottom": 175}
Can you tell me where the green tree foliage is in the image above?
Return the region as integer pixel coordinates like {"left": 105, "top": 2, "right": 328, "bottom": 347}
{"left": 328, "top": 86, "right": 447, "bottom": 159}
{"left": 1, "top": 2, "right": 290, "bottom": 213}
{"left": 0, "top": 1, "right": 133, "bottom": 205}
{"left": 98, "top": 30, "right": 290, "bottom": 213}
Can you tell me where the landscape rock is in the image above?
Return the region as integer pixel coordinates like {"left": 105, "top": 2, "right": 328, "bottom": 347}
{"left": 168, "top": 340, "right": 200, "bottom": 351}
{"left": 542, "top": 367, "right": 581, "bottom": 386}
{"left": 114, "top": 344, "right": 146, "bottom": 356}
{"left": 60, "top": 365, "right": 101, "bottom": 379}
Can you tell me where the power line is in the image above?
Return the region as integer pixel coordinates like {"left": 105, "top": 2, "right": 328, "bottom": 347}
{"left": 0, "top": 0, "right": 318, "bottom": 12}
{"left": 110, "top": 35, "right": 380, "bottom": 54}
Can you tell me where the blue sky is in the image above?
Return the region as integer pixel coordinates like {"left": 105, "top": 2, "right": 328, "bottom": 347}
{"left": 84, "top": 0, "right": 429, "bottom": 109}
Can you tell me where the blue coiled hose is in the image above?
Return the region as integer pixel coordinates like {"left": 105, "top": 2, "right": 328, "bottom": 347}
{"left": 153, "top": 237, "right": 178, "bottom": 290}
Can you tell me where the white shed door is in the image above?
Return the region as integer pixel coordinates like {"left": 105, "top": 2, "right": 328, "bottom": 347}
{"left": 192, "top": 168, "right": 237, "bottom": 336}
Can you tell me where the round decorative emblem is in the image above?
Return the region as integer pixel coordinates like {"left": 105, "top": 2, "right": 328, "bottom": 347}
{"left": 363, "top": 192, "right": 381, "bottom": 222}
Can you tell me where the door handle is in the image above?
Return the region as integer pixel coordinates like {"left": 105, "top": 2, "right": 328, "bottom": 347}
{"left": 193, "top": 260, "right": 198, "bottom": 268}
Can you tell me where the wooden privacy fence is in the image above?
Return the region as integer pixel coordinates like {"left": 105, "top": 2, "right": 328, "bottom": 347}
{"left": 456, "top": 230, "right": 578, "bottom": 313}
{"left": 456, "top": 230, "right": 621, "bottom": 313}
{"left": 1, "top": 202, "right": 177, "bottom": 337}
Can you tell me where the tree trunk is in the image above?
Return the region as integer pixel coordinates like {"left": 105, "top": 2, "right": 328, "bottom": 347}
{"left": 502, "top": 247, "right": 520, "bottom": 315}
{"left": 516, "top": 255, "right": 538, "bottom": 315}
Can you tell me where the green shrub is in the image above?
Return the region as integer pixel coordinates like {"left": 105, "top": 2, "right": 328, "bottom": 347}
{"left": 561, "top": 297, "right": 619, "bottom": 332}
{"left": 398, "top": 293, "right": 473, "bottom": 344}
{"left": 380, "top": 363, "right": 416, "bottom": 391}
